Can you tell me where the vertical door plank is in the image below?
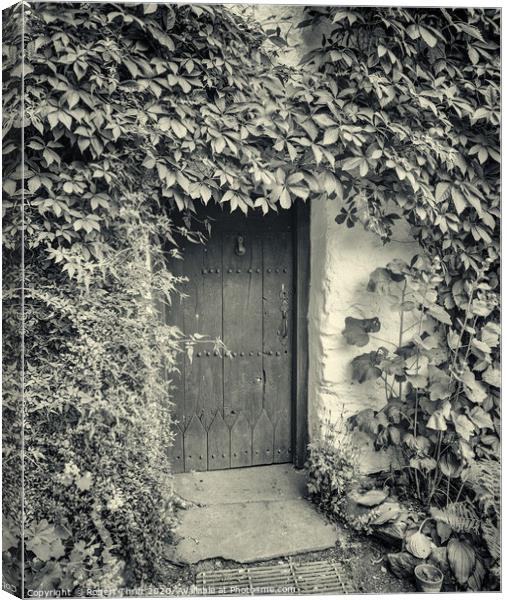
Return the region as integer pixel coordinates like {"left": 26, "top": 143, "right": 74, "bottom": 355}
{"left": 171, "top": 424, "right": 185, "bottom": 474}
{"left": 262, "top": 230, "right": 293, "bottom": 463}
{"left": 252, "top": 410, "right": 274, "bottom": 465}
{"left": 165, "top": 254, "right": 188, "bottom": 462}
{"left": 183, "top": 238, "right": 223, "bottom": 432}
{"left": 207, "top": 411, "right": 230, "bottom": 470}
{"left": 230, "top": 413, "right": 252, "bottom": 468}
{"left": 273, "top": 409, "right": 291, "bottom": 463}
{"left": 222, "top": 229, "right": 263, "bottom": 462}
{"left": 184, "top": 415, "right": 207, "bottom": 472}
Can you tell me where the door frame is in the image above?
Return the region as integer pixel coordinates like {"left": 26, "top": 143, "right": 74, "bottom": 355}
{"left": 165, "top": 201, "right": 310, "bottom": 471}
{"left": 292, "top": 201, "right": 310, "bottom": 468}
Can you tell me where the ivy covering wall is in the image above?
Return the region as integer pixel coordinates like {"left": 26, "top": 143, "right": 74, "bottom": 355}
{"left": 2, "top": 2, "right": 320, "bottom": 592}
{"left": 2, "top": 2, "right": 500, "bottom": 593}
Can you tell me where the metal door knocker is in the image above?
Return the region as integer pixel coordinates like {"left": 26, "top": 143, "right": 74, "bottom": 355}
{"left": 235, "top": 235, "right": 246, "bottom": 256}
{"left": 277, "top": 283, "right": 289, "bottom": 343}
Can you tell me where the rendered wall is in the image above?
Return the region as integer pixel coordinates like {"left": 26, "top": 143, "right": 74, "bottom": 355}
{"left": 308, "top": 198, "right": 418, "bottom": 473}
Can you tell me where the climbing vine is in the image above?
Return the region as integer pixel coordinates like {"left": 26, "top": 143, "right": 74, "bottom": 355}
{"left": 296, "top": 7, "right": 500, "bottom": 589}
{"left": 2, "top": 2, "right": 500, "bottom": 593}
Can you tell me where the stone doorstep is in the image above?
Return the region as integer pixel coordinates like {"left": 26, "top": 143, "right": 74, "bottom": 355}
{"left": 168, "top": 498, "right": 340, "bottom": 565}
{"left": 172, "top": 464, "right": 308, "bottom": 506}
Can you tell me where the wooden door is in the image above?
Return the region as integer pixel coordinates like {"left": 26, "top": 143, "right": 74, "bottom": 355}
{"left": 168, "top": 207, "right": 294, "bottom": 473}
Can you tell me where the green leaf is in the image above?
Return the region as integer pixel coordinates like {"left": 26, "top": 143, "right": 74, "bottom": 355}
{"left": 171, "top": 120, "right": 187, "bottom": 139}
{"left": 452, "top": 413, "right": 475, "bottom": 441}
{"left": 370, "top": 502, "right": 401, "bottom": 526}
{"left": 342, "top": 317, "right": 380, "bottom": 347}
{"left": 451, "top": 187, "right": 466, "bottom": 215}
{"left": 28, "top": 176, "right": 41, "bottom": 193}
{"left": 350, "top": 352, "right": 382, "bottom": 383}
{"left": 342, "top": 156, "right": 364, "bottom": 172}
{"left": 427, "top": 410, "right": 447, "bottom": 431}
{"left": 482, "top": 366, "right": 500, "bottom": 388}
{"left": 469, "top": 407, "right": 493, "bottom": 430}
{"left": 468, "top": 46, "right": 480, "bottom": 65}
{"left": 435, "top": 182, "right": 450, "bottom": 202}
{"left": 312, "top": 112, "right": 336, "bottom": 127}
{"left": 406, "top": 532, "right": 432, "bottom": 559}
{"left": 448, "top": 538, "right": 476, "bottom": 585}
{"left": 427, "top": 304, "right": 452, "bottom": 325}
{"left": 419, "top": 26, "right": 437, "bottom": 47}
{"left": 279, "top": 187, "right": 291, "bottom": 209}
{"left": 407, "top": 24, "right": 420, "bottom": 40}
{"left": 461, "top": 369, "right": 487, "bottom": 403}
{"left": 322, "top": 127, "right": 340, "bottom": 145}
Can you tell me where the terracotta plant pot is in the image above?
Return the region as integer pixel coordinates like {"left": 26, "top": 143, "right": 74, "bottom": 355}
{"left": 414, "top": 564, "right": 443, "bottom": 593}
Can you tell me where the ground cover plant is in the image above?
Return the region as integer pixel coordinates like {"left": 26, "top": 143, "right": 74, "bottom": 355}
{"left": 3, "top": 3, "right": 500, "bottom": 594}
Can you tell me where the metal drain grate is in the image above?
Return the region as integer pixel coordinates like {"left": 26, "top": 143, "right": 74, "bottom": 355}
{"left": 195, "top": 559, "right": 354, "bottom": 595}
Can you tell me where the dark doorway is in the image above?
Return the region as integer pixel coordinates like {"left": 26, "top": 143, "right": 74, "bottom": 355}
{"left": 167, "top": 204, "right": 309, "bottom": 473}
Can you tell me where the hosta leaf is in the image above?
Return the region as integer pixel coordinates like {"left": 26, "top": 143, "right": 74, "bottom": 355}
{"left": 370, "top": 502, "right": 401, "bottom": 525}
{"left": 468, "top": 559, "right": 485, "bottom": 591}
{"left": 448, "top": 538, "right": 476, "bottom": 584}
{"left": 436, "top": 521, "right": 452, "bottom": 544}
{"left": 354, "top": 489, "right": 388, "bottom": 507}
{"left": 406, "top": 531, "right": 432, "bottom": 559}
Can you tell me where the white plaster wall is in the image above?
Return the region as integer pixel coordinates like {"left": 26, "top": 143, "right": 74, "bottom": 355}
{"left": 308, "top": 198, "right": 418, "bottom": 473}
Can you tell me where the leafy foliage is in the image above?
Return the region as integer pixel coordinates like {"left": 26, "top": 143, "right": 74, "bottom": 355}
{"left": 2, "top": 2, "right": 500, "bottom": 593}
{"left": 4, "top": 1, "right": 320, "bottom": 592}
{"left": 295, "top": 8, "right": 499, "bottom": 591}
{"left": 305, "top": 417, "right": 359, "bottom": 521}
{"left": 306, "top": 11, "right": 500, "bottom": 589}
{"left": 430, "top": 502, "right": 480, "bottom": 535}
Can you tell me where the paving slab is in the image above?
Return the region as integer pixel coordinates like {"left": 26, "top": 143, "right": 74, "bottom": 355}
{"left": 173, "top": 464, "right": 307, "bottom": 505}
{"left": 169, "top": 465, "right": 339, "bottom": 564}
{"left": 168, "top": 499, "right": 339, "bottom": 564}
